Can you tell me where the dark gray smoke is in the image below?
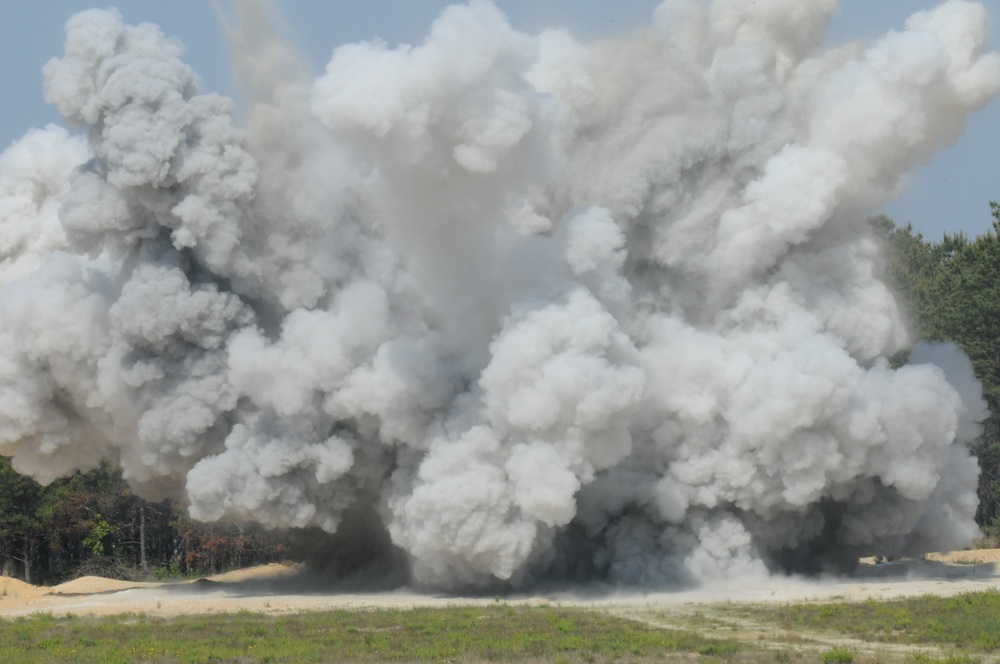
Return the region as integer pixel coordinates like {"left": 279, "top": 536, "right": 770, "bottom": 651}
{"left": 0, "top": 0, "right": 996, "bottom": 589}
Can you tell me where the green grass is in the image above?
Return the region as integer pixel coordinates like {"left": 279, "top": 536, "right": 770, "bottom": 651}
{"left": 728, "top": 589, "right": 1000, "bottom": 652}
{"left": 6, "top": 591, "right": 1000, "bottom": 662}
{"left": 0, "top": 605, "right": 741, "bottom": 663}
{"left": 905, "top": 655, "right": 981, "bottom": 664}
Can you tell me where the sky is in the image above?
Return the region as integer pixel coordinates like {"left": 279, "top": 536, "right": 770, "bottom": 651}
{"left": 1, "top": 0, "right": 998, "bottom": 240}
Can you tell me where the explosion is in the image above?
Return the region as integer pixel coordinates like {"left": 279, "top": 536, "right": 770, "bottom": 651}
{"left": 0, "top": 0, "right": 996, "bottom": 589}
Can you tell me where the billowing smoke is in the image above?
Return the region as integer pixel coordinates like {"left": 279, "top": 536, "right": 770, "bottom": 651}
{"left": 0, "top": 0, "right": 996, "bottom": 589}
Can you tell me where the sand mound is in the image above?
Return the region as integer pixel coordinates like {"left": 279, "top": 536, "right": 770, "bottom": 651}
{"left": 0, "top": 576, "right": 46, "bottom": 598}
{"left": 49, "top": 576, "right": 157, "bottom": 595}
{"left": 207, "top": 563, "right": 301, "bottom": 583}
{"left": 924, "top": 548, "right": 1000, "bottom": 565}
{"left": 35, "top": 563, "right": 299, "bottom": 597}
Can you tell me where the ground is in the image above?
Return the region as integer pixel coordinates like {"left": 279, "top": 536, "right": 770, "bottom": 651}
{"left": 0, "top": 550, "right": 998, "bottom": 619}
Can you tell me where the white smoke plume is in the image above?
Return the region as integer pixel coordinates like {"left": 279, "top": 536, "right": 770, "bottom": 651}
{"left": 0, "top": 0, "right": 996, "bottom": 589}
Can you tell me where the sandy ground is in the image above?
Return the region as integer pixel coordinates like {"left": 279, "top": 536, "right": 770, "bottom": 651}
{"left": 1, "top": 553, "right": 998, "bottom": 619}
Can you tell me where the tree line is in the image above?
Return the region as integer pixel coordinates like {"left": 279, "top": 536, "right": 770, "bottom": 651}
{"left": 0, "top": 458, "right": 290, "bottom": 584}
{"left": 874, "top": 204, "right": 1000, "bottom": 532}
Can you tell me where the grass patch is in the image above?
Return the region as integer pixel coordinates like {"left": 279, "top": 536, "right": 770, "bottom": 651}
{"left": 906, "top": 655, "right": 981, "bottom": 664}
{"left": 729, "top": 589, "right": 1000, "bottom": 652}
{"left": 0, "top": 605, "right": 742, "bottom": 663}
{"left": 819, "top": 646, "right": 855, "bottom": 663}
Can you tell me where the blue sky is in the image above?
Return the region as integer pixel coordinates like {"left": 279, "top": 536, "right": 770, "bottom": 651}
{"left": 2, "top": 1, "right": 998, "bottom": 240}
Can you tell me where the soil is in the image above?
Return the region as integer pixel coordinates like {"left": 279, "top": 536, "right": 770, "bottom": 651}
{"left": 0, "top": 551, "right": 997, "bottom": 619}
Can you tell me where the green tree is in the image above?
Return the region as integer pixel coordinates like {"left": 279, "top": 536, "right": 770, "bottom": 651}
{"left": 0, "top": 457, "right": 44, "bottom": 582}
{"left": 875, "top": 208, "right": 1000, "bottom": 530}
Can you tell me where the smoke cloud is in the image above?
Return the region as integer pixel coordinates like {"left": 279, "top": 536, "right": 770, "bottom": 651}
{"left": 0, "top": 0, "right": 996, "bottom": 589}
